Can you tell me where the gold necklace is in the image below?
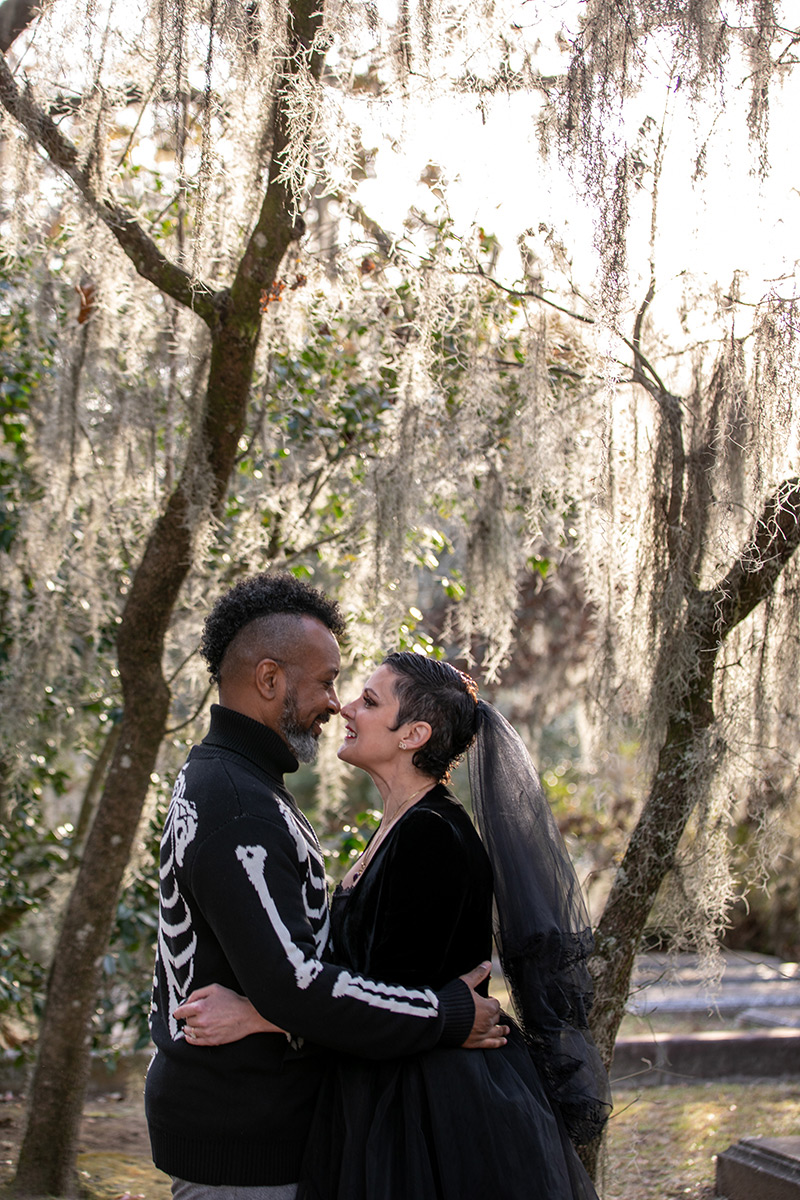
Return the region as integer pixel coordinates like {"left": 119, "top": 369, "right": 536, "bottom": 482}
{"left": 351, "top": 785, "right": 429, "bottom": 882}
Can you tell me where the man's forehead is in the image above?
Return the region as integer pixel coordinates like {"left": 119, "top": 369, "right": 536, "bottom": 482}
{"left": 290, "top": 616, "right": 340, "bottom": 671}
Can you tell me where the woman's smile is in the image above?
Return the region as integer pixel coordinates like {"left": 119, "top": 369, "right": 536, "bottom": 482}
{"left": 336, "top": 665, "right": 404, "bottom": 768}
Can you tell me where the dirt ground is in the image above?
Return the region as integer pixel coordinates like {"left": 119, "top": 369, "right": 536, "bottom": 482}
{"left": 0, "top": 1086, "right": 171, "bottom": 1200}
{"left": 2, "top": 1076, "right": 800, "bottom": 1199}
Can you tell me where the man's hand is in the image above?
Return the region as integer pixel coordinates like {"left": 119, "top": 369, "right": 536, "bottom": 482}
{"left": 459, "top": 961, "right": 509, "bottom": 1049}
{"left": 173, "top": 983, "right": 284, "bottom": 1045}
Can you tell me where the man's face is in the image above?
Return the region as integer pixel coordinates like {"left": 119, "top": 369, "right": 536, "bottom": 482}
{"left": 278, "top": 620, "right": 341, "bottom": 763}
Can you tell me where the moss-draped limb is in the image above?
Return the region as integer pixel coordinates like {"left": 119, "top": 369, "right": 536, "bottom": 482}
{"left": 589, "top": 477, "right": 800, "bottom": 1067}
{"left": 0, "top": 54, "right": 219, "bottom": 325}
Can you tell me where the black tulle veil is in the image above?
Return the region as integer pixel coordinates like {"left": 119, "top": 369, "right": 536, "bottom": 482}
{"left": 467, "top": 700, "right": 612, "bottom": 1146}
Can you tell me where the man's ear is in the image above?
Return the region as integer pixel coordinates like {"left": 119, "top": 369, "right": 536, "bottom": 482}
{"left": 254, "top": 658, "right": 283, "bottom": 701}
{"left": 403, "top": 720, "right": 432, "bottom": 750}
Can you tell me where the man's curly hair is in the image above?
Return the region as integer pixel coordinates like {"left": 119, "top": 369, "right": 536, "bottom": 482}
{"left": 200, "top": 572, "right": 346, "bottom": 684}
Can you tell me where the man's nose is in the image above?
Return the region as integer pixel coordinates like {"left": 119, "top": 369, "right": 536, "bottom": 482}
{"left": 327, "top": 688, "right": 341, "bottom": 713}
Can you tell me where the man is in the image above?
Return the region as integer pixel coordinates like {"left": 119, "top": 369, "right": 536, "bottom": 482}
{"left": 145, "top": 572, "right": 505, "bottom": 1200}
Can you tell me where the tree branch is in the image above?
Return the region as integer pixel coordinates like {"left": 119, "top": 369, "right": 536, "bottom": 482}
{"left": 705, "top": 476, "right": 800, "bottom": 641}
{"left": 622, "top": 284, "right": 688, "bottom": 567}
{"left": 625, "top": 280, "right": 670, "bottom": 395}
{"left": 339, "top": 202, "right": 600, "bottom": 327}
{"left": 0, "top": 0, "right": 38, "bottom": 53}
{"left": 344, "top": 196, "right": 397, "bottom": 258}
{"left": 230, "top": 0, "right": 325, "bottom": 317}
{"left": 0, "top": 54, "right": 219, "bottom": 324}
{"left": 466, "top": 262, "right": 597, "bottom": 324}
{"left": 165, "top": 684, "right": 213, "bottom": 735}
{"left": 590, "top": 475, "right": 800, "bottom": 1066}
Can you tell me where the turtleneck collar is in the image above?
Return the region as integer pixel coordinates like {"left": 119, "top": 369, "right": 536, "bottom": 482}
{"left": 202, "top": 703, "right": 299, "bottom": 781}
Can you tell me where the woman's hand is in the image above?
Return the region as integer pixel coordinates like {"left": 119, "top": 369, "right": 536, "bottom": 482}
{"left": 173, "top": 983, "right": 285, "bottom": 1045}
{"left": 459, "top": 962, "right": 509, "bottom": 1049}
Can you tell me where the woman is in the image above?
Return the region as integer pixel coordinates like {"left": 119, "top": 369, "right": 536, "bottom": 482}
{"left": 178, "top": 653, "right": 610, "bottom": 1198}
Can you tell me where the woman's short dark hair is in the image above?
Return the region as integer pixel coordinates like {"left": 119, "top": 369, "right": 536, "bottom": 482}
{"left": 201, "top": 572, "right": 346, "bottom": 683}
{"left": 383, "top": 651, "right": 480, "bottom": 782}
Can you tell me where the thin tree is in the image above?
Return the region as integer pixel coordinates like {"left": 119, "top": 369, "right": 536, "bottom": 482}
{"left": 590, "top": 473, "right": 800, "bottom": 1055}
{"left": 573, "top": 290, "right": 800, "bottom": 1177}
{"left": 587, "top": 288, "right": 800, "bottom": 1066}
{"left": 1, "top": 1, "right": 327, "bottom": 1192}
{"left": 548, "top": 0, "right": 800, "bottom": 1081}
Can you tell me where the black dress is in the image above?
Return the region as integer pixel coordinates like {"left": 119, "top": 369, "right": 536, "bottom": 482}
{"left": 299, "top": 785, "right": 600, "bottom": 1200}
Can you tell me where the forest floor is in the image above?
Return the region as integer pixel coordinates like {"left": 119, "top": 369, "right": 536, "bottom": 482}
{"left": 2, "top": 1074, "right": 800, "bottom": 1199}
{"left": 4, "top": 950, "right": 800, "bottom": 1197}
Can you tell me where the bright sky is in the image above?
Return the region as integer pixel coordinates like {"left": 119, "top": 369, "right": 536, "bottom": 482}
{"left": 338, "top": 11, "right": 800, "bottom": 328}
{"left": 14, "top": 0, "right": 800, "bottom": 338}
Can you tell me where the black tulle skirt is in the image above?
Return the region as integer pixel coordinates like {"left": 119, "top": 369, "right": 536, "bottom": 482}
{"left": 297, "top": 1025, "right": 599, "bottom": 1200}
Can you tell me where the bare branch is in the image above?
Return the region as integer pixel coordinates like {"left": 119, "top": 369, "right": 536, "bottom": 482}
{"left": 465, "top": 262, "right": 597, "bottom": 323}
{"left": 344, "top": 196, "right": 397, "bottom": 258}
{"left": 627, "top": 285, "right": 671, "bottom": 395}
{"left": 622, "top": 282, "right": 671, "bottom": 395}
{"left": 349, "top": 210, "right": 598, "bottom": 326}
{"left": 0, "top": 55, "right": 219, "bottom": 324}
{"left": 165, "top": 684, "right": 214, "bottom": 735}
{"left": 620, "top": 284, "right": 687, "bottom": 566}
{"left": 281, "top": 522, "right": 363, "bottom": 566}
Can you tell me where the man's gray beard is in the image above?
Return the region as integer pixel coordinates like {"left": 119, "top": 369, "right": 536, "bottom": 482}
{"left": 280, "top": 690, "right": 321, "bottom": 763}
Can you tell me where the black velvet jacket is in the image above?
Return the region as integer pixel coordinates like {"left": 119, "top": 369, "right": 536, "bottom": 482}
{"left": 330, "top": 784, "right": 494, "bottom": 993}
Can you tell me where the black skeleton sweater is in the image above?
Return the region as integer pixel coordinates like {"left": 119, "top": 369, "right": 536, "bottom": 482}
{"left": 145, "top": 705, "right": 474, "bottom": 1188}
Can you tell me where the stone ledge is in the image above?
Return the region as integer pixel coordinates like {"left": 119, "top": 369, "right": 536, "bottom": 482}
{"left": 611, "top": 1028, "right": 800, "bottom": 1087}
{"left": 716, "top": 1137, "right": 800, "bottom": 1199}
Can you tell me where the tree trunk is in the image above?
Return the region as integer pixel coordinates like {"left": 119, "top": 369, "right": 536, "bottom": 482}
{"left": 590, "top": 701, "right": 713, "bottom": 1064}
{"left": 8, "top": 3, "right": 325, "bottom": 1192}
{"left": 588, "top": 478, "right": 800, "bottom": 1070}
{"left": 69, "top": 724, "right": 122, "bottom": 857}
{"left": 12, "top": 678, "right": 171, "bottom": 1194}
{"left": 576, "top": 478, "right": 800, "bottom": 1184}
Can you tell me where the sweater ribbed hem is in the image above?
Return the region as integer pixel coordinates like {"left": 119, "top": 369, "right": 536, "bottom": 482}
{"left": 436, "top": 977, "right": 475, "bottom": 1047}
{"left": 149, "top": 1124, "right": 306, "bottom": 1187}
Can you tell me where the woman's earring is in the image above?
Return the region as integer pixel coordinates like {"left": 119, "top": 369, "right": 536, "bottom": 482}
{"left": 399, "top": 741, "right": 407, "bottom": 750}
